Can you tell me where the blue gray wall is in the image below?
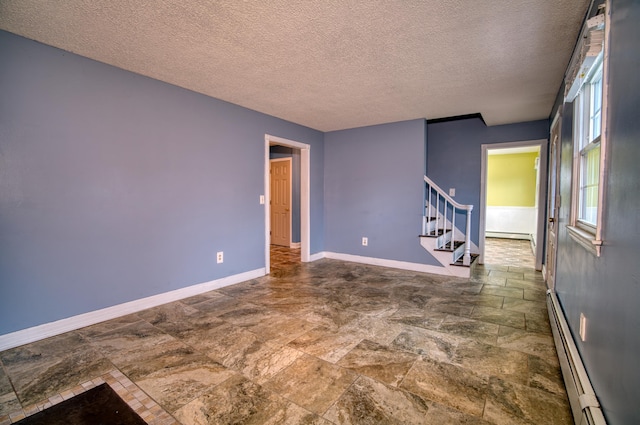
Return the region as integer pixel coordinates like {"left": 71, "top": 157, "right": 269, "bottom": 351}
{"left": 427, "top": 118, "right": 549, "bottom": 245}
{"left": 269, "top": 146, "right": 301, "bottom": 243}
{"left": 0, "top": 31, "right": 324, "bottom": 335}
{"left": 554, "top": 0, "right": 640, "bottom": 423}
{"left": 324, "top": 119, "right": 440, "bottom": 266}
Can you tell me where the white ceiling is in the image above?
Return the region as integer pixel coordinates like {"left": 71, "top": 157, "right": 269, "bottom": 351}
{"left": 0, "top": 0, "right": 589, "bottom": 132}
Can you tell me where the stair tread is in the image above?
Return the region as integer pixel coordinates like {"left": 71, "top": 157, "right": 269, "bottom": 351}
{"left": 451, "top": 253, "right": 480, "bottom": 267}
{"left": 419, "top": 229, "right": 451, "bottom": 237}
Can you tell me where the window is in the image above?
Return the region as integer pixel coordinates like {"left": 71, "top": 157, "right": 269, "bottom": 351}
{"left": 564, "top": 4, "right": 607, "bottom": 256}
{"left": 574, "top": 60, "right": 603, "bottom": 228}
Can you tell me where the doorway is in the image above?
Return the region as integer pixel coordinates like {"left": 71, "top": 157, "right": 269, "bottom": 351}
{"left": 479, "top": 139, "right": 548, "bottom": 270}
{"left": 264, "top": 135, "right": 310, "bottom": 274}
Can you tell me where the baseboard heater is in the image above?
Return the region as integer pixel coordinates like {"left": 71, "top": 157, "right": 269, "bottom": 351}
{"left": 546, "top": 290, "right": 607, "bottom": 425}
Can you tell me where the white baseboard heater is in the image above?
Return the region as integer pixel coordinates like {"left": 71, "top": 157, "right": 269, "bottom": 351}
{"left": 547, "top": 290, "right": 607, "bottom": 425}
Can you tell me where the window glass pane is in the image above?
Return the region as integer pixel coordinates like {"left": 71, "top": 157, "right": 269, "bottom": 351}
{"left": 590, "top": 75, "right": 602, "bottom": 141}
{"left": 580, "top": 144, "right": 600, "bottom": 225}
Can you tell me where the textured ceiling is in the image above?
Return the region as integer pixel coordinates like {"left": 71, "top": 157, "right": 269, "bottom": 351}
{"left": 0, "top": 0, "right": 589, "bottom": 131}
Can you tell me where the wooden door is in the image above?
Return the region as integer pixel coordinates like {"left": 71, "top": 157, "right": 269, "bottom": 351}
{"left": 546, "top": 115, "right": 562, "bottom": 290}
{"left": 270, "top": 158, "right": 291, "bottom": 247}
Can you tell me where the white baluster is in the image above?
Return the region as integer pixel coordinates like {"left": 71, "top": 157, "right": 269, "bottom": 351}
{"left": 451, "top": 207, "right": 456, "bottom": 251}
{"left": 428, "top": 184, "right": 432, "bottom": 234}
{"left": 435, "top": 195, "right": 440, "bottom": 237}
{"left": 463, "top": 208, "right": 473, "bottom": 266}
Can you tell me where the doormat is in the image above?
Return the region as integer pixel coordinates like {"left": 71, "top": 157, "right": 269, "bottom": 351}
{"left": 14, "top": 383, "right": 147, "bottom": 425}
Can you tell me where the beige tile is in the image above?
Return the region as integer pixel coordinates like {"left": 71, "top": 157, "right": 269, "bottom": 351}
{"left": 284, "top": 304, "right": 361, "bottom": 332}
{"left": 246, "top": 314, "right": 317, "bottom": 346}
{"left": 288, "top": 327, "right": 363, "bottom": 363}
{"left": 480, "top": 285, "right": 524, "bottom": 299}
{"left": 336, "top": 340, "right": 418, "bottom": 386}
{"left": 459, "top": 293, "right": 506, "bottom": 309}
{"left": 387, "top": 309, "right": 447, "bottom": 330}
{"left": 173, "top": 374, "right": 329, "bottom": 425}
{"left": 178, "top": 290, "right": 226, "bottom": 306}
{"left": 129, "top": 353, "right": 235, "bottom": 413}
{"left": 453, "top": 340, "right": 530, "bottom": 386}
{"left": 400, "top": 357, "right": 488, "bottom": 417}
{"left": 497, "top": 326, "right": 557, "bottom": 360}
{"left": 0, "top": 392, "right": 20, "bottom": 417}
{"left": 264, "top": 355, "right": 357, "bottom": 415}
{"left": 344, "top": 316, "right": 408, "bottom": 346}
{"left": 471, "top": 275, "right": 507, "bottom": 286}
{"left": 525, "top": 311, "right": 552, "bottom": 333}
{"left": 324, "top": 375, "right": 431, "bottom": 424}
{"left": 424, "top": 297, "right": 475, "bottom": 317}
{"left": 470, "top": 306, "right": 526, "bottom": 329}
{"left": 505, "top": 278, "right": 546, "bottom": 290}
{"left": 422, "top": 400, "right": 493, "bottom": 424}
{"left": 1, "top": 335, "right": 113, "bottom": 407}
{"left": 528, "top": 355, "right": 566, "bottom": 396}
{"left": 216, "top": 339, "right": 304, "bottom": 385}
{"left": 488, "top": 270, "right": 525, "bottom": 280}
{"left": 76, "top": 314, "right": 143, "bottom": 338}
{"left": 437, "top": 315, "right": 500, "bottom": 345}
{"left": 523, "top": 272, "right": 546, "bottom": 282}
{"left": 391, "top": 327, "right": 463, "bottom": 363}
{"left": 524, "top": 288, "right": 548, "bottom": 302}
{"left": 87, "top": 321, "right": 176, "bottom": 361}
{"left": 188, "top": 295, "right": 256, "bottom": 316}
{"left": 484, "top": 377, "right": 572, "bottom": 425}
{"left": 502, "top": 297, "right": 547, "bottom": 314}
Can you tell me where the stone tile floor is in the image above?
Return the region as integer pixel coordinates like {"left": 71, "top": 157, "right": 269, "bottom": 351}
{"left": 0, "top": 239, "right": 571, "bottom": 424}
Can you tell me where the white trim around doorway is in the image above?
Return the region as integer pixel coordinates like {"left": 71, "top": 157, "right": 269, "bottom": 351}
{"left": 479, "top": 139, "right": 548, "bottom": 270}
{"left": 265, "top": 135, "right": 310, "bottom": 274}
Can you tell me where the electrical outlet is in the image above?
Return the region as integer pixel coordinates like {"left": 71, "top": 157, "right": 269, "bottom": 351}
{"left": 216, "top": 251, "right": 224, "bottom": 264}
{"left": 579, "top": 313, "right": 587, "bottom": 341}
{"left": 362, "top": 237, "right": 368, "bottom": 246}
{"left": 449, "top": 188, "right": 456, "bottom": 197}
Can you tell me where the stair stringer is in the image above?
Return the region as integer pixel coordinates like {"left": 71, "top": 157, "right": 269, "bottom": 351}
{"left": 419, "top": 237, "right": 471, "bottom": 278}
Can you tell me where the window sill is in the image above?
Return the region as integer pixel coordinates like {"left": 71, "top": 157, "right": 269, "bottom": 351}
{"left": 567, "top": 225, "right": 602, "bottom": 257}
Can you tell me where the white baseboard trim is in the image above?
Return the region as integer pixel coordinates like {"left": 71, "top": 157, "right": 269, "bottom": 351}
{"left": 290, "top": 242, "right": 301, "bottom": 249}
{"left": 0, "top": 268, "right": 265, "bottom": 351}
{"left": 323, "top": 252, "right": 462, "bottom": 276}
{"left": 486, "top": 231, "right": 532, "bottom": 240}
{"left": 308, "top": 251, "right": 326, "bottom": 262}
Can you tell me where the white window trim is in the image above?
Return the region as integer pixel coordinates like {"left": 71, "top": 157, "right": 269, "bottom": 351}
{"left": 566, "top": 0, "right": 610, "bottom": 257}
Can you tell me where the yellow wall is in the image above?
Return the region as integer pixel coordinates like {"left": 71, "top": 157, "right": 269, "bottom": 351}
{"left": 487, "top": 152, "right": 538, "bottom": 207}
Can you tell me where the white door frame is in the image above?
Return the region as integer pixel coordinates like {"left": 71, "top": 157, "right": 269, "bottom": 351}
{"left": 264, "top": 134, "right": 310, "bottom": 274}
{"left": 545, "top": 111, "right": 562, "bottom": 289}
{"left": 479, "top": 139, "right": 548, "bottom": 270}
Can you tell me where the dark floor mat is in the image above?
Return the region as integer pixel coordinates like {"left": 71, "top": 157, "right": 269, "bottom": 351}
{"left": 15, "top": 383, "right": 147, "bottom": 425}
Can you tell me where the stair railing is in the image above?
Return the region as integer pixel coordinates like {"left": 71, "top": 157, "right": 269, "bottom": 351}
{"left": 423, "top": 176, "right": 473, "bottom": 266}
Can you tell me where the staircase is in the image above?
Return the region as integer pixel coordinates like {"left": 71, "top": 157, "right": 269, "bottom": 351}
{"left": 419, "top": 176, "right": 478, "bottom": 277}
